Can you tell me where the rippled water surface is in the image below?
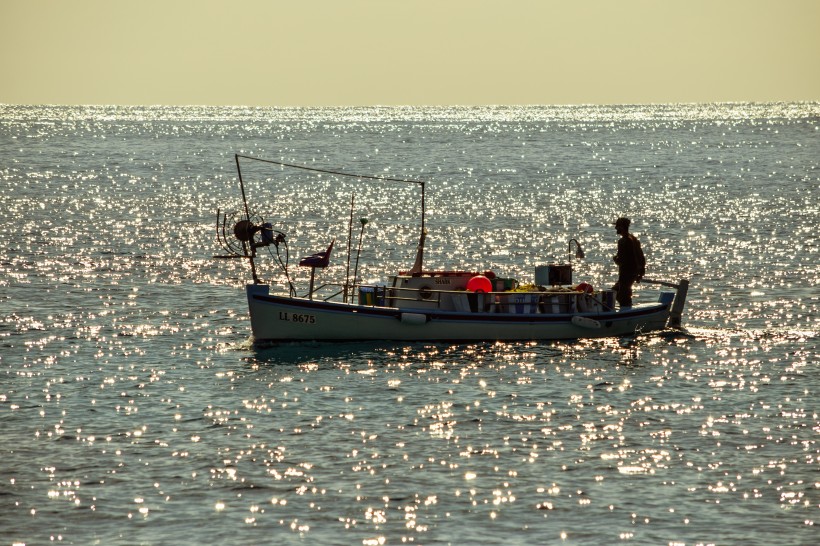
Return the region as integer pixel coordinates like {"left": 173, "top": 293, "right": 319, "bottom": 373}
{"left": 1, "top": 103, "right": 818, "bottom": 545}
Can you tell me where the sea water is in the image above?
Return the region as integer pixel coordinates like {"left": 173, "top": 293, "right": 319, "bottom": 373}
{"left": 0, "top": 103, "right": 817, "bottom": 545}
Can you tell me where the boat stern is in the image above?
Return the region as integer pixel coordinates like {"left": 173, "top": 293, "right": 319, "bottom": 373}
{"left": 667, "top": 279, "right": 689, "bottom": 328}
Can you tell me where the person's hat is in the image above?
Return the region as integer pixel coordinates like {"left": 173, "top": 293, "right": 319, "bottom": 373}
{"left": 612, "top": 217, "right": 631, "bottom": 228}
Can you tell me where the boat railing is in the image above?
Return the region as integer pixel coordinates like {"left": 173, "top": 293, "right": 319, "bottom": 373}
{"left": 301, "top": 279, "right": 677, "bottom": 315}
{"left": 353, "top": 283, "right": 619, "bottom": 314}
{"left": 302, "top": 282, "right": 345, "bottom": 302}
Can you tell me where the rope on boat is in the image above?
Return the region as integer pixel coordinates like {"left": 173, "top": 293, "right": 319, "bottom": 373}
{"left": 235, "top": 153, "right": 427, "bottom": 233}
{"left": 235, "top": 154, "right": 426, "bottom": 185}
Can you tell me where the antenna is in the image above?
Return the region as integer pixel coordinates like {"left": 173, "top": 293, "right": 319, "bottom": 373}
{"left": 352, "top": 217, "right": 369, "bottom": 291}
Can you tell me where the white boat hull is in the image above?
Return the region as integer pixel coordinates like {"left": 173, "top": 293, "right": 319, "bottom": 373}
{"left": 246, "top": 285, "right": 675, "bottom": 343}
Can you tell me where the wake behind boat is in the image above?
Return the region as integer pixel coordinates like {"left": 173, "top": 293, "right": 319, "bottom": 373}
{"left": 216, "top": 155, "right": 689, "bottom": 343}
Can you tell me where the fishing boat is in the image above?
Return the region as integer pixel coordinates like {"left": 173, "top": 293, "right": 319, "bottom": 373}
{"left": 216, "top": 155, "right": 689, "bottom": 343}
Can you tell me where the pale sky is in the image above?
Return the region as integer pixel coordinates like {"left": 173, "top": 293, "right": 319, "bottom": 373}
{"left": 2, "top": 0, "right": 818, "bottom": 106}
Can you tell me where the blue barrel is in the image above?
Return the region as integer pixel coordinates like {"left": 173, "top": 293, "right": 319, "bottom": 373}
{"left": 658, "top": 291, "right": 675, "bottom": 305}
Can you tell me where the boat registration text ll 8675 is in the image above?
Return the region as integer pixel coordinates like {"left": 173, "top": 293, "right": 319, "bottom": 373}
{"left": 279, "top": 312, "right": 316, "bottom": 324}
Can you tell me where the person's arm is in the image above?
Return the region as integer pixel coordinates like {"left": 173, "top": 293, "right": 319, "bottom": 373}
{"left": 614, "top": 238, "right": 625, "bottom": 264}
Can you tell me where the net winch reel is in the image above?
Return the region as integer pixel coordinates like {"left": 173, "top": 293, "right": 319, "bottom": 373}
{"left": 214, "top": 209, "right": 292, "bottom": 291}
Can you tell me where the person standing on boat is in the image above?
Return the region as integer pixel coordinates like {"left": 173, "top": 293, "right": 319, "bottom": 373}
{"left": 612, "top": 217, "right": 645, "bottom": 308}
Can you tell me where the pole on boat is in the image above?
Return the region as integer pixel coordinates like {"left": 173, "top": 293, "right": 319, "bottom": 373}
{"left": 641, "top": 278, "right": 681, "bottom": 289}
{"left": 408, "top": 181, "right": 426, "bottom": 275}
{"left": 352, "top": 218, "right": 368, "bottom": 296}
{"left": 421, "top": 181, "right": 425, "bottom": 233}
{"left": 344, "top": 192, "right": 355, "bottom": 303}
{"left": 235, "top": 154, "right": 252, "bottom": 221}
{"left": 234, "top": 154, "right": 261, "bottom": 284}
{"left": 408, "top": 227, "right": 428, "bottom": 275}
